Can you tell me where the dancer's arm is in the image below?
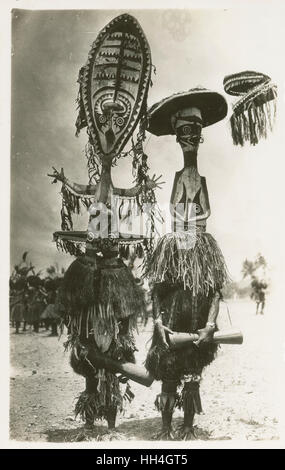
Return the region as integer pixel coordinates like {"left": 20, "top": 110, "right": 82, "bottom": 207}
{"left": 151, "top": 290, "right": 173, "bottom": 350}
{"left": 195, "top": 291, "right": 220, "bottom": 346}
{"left": 47, "top": 167, "right": 96, "bottom": 196}
{"left": 114, "top": 174, "right": 164, "bottom": 197}
{"left": 153, "top": 319, "right": 173, "bottom": 350}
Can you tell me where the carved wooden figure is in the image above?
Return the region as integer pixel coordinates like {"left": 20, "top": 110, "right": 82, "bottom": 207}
{"left": 145, "top": 88, "right": 230, "bottom": 439}
{"left": 48, "top": 14, "right": 161, "bottom": 436}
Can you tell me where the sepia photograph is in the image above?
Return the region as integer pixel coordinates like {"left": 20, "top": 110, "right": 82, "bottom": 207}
{"left": 2, "top": 0, "right": 285, "bottom": 449}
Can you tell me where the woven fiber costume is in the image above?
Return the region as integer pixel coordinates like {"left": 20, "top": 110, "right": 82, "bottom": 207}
{"left": 48, "top": 14, "right": 160, "bottom": 434}
{"left": 223, "top": 71, "right": 277, "bottom": 146}
{"left": 145, "top": 87, "right": 230, "bottom": 440}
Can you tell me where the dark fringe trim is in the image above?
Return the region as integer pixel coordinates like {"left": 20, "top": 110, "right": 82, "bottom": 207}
{"left": 97, "top": 266, "right": 146, "bottom": 321}
{"left": 75, "top": 66, "right": 88, "bottom": 136}
{"left": 59, "top": 257, "right": 146, "bottom": 336}
{"left": 62, "top": 302, "right": 141, "bottom": 342}
{"left": 75, "top": 390, "right": 105, "bottom": 421}
{"left": 177, "top": 382, "right": 202, "bottom": 414}
{"left": 59, "top": 257, "right": 99, "bottom": 314}
{"left": 55, "top": 237, "right": 85, "bottom": 257}
{"left": 146, "top": 232, "right": 230, "bottom": 297}
{"left": 231, "top": 91, "right": 277, "bottom": 146}
{"left": 118, "top": 240, "right": 145, "bottom": 260}
{"left": 60, "top": 184, "right": 93, "bottom": 232}
{"left": 230, "top": 80, "right": 277, "bottom": 146}
{"left": 85, "top": 138, "right": 102, "bottom": 184}
{"left": 145, "top": 342, "right": 218, "bottom": 381}
{"left": 63, "top": 332, "right": 81, "bottom": 352}
{"left": 74, "top": 373, "right": 125, "bottom": 422}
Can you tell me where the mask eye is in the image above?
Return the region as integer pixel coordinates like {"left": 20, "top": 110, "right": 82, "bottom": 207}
{"left": 192, "top": 123, "right": 202, "bottom": 136}
{"left": 182, "top": 125, "right": 192, "bottom": 135}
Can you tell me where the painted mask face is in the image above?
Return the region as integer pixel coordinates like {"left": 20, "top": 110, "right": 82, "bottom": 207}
{"left": 171, "top": 107, "right": 203, "bottom": 152}
{"left": 77, "top": 14, "right": 152, "bottom": 163}
{"left": 175, "top": 120, "right": 203, "bottom": 151}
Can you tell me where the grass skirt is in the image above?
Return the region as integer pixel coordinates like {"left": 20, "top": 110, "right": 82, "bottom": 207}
{"left": 145, "top": 231, "right": 229, "bottom": 384}
{"left": 70, "top": 334, "right": 137, "bottom": 422}
{"left": 59, "top": 254, "right": 144, "bottom": 423}
{"left": 59, "top": 255, "right": 146, "bottom": 327}
{"left": 145, "top": 286, "right": 218, "bottom": 381}
{"left": 147, "top": 231, "right": 230, "bottom": 297}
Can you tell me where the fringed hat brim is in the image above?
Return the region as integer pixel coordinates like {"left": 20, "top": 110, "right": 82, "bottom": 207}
{"left": 223, "top": 71, "right": 271, "bottom": 97}
{"left": 223, "top": 71, "right": 278, "bottom": 146}
{"left": 147, "top": 88, "right": 228, "bottom": 136}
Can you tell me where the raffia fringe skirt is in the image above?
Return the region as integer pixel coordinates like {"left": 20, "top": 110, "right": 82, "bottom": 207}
{"left": 147, "top": 231, "right": 230, "bottom": 296}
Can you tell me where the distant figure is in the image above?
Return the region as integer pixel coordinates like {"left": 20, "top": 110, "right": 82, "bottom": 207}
{"left": 10, "top": 278, "right": 27, "bottom": 334}
{"left": 242, "top": 253, "right": 269, "bottom": 315}
{"left": 10, "top": 251, "right": 35, "bottom": 332}
{"left": 250, "top": 277, "right": 267, "bottom": 315}
{"left": 26, "top": 276, "right": 46, "bottom": 332}
{"left": 40, "top": 278, "right": 62, "bottom": 336}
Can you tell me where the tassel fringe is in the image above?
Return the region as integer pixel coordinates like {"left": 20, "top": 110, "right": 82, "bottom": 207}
{"left": 231, "top": 84, "right": 277, "bottom": 146}
{"left": 75, "top": 372, "right": 127, "bottom": 422}
{"left": 177, "top": 382, "right": 203, "bottom": 414}
{"left": 223, "top": 71, "right": 278, "bottom": 146}
{"left": 145, "top": 231, "right": 230, "bottom": 297}
{"left": 55, "top": 236, "right": 85, "bottom": 257}
{"left": 60, "top": 184, "right": 93, "bottom": 232}
{"left": 75, "top": 66, "right": 88, "bottom": 137}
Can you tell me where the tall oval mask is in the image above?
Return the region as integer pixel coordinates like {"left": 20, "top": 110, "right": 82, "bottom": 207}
{"left": 77, "top": 14, "right": 152, "bottom": 162}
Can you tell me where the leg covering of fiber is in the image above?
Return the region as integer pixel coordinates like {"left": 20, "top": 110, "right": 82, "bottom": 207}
{"left": 74, "top": 372, "right": 124, "bottom": 424}
{"left": 180, "top": 381, "right": 202, "bottom": 415}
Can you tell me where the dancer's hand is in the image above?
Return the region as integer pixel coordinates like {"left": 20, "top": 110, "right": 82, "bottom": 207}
{"left": 194, "top": 326, "right": 214, "bottom": 346}
{"left": 154, "top": 319, "right": 173, "bottom": 350}
{"left": 47, "top": 167, "right": 66, "bottom": 184}
{"left": 145, "top": 174, "right": 165, "bottom": 190}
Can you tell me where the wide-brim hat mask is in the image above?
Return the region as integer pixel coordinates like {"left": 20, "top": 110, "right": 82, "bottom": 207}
{"left": 223, "top": 71, "right": 277, "bottom": 146}
{"left": 147, "top": 87, "right": 228, "bottom": 136}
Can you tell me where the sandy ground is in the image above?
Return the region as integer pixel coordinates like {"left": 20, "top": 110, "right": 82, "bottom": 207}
{"left": 10, "top": 298, "right": 282, "bottom": 444}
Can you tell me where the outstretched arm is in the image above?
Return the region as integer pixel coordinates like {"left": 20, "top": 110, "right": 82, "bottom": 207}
{"left": 114, "top": 174, "right": 165, "bottom": 197}
{"left": 47, "top": 167, "right": 96, "bottom": 196}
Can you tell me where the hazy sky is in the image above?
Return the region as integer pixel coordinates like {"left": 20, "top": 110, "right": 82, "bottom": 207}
{"left": 11, "top": 7, "right": 285, "bottom": 280}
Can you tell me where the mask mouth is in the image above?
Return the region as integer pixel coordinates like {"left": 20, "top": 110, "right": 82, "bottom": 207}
{"left": 175, "top": 122, "right": 202, "bottom": 148}
{"left": 177, "top": 134, "right": 202, "bottom": 148}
